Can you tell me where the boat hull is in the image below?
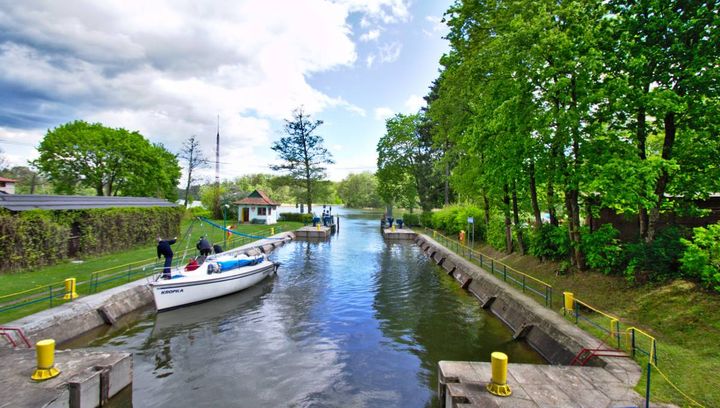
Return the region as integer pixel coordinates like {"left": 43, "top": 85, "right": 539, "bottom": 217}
{"left": 151, "top": 260, "right": 277, "bottom": 311}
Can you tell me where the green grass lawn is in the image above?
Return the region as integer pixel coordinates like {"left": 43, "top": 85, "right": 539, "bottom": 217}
{"left": 0, "top": 219, "right": 303, "bottom": 324}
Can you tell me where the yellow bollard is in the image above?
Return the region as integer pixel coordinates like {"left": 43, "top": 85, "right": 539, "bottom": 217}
{"left": 486, "top": 352, "right": 512, "bottom": 396}
{"left": 316, "top": 224, "right": 320, "bottom": 231}
{"left": 31, "top": 339, "right": 61, "bottom": 381}
{"left": 563, "top": 291, "right": 574, "bottom": 313}
{"left": 271, "top": 228, "right": 275, "bottom": 235}
{"left": 63, "top": 278, "right": 78, "bottom": 300}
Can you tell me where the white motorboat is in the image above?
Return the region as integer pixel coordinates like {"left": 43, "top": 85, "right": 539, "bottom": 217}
{"left": 150, "top": 252, "right": 279, "bottom": 311}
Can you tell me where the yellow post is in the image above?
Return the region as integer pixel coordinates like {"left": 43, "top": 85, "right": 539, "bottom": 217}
{"left": 563, "top": 291, "right": 574, "bottom": 314}
{"left": 63, "top": 278, "right": 78, "bottom": 300}
{"left": 433, "top": 230, "right": 436, "bottom": 238}
{"left": 271, "top": 228, "right": 275, "bottom": 235}
{"left": 486, "top": 352, "right": 512, "bottom": 396}
{"left": 31, "top": 339, "right": 60, "bottom": 381}
{"left": 316, "top": 224, "right": 320, "bottom": 231}
{"left": 392, "top": 225, "right": 396, "bottom": 232}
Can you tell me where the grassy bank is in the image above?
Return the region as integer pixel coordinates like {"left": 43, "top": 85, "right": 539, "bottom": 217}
{"left": 0, "top": 219, "right": 302, "bottom": 323}
{"left": 475, "top": 243, "right": 718, "bottom": 408}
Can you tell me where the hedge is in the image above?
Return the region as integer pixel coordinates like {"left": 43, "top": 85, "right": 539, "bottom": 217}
{"left": 279, "top": 212, "right": 313, "bottom": 223}
{"left": 0, "top": 206, "right": 182, "bottom": 273}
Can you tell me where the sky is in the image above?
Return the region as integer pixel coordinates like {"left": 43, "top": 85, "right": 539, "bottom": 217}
{"left": 0, "top": 0, "right": 450, "bottom": 184}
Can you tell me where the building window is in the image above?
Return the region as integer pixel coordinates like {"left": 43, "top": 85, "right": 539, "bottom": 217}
{"left": 268, "top": 207, "right": 272, "bottom": 215}
{"left": 258, "top": 207, "right": 267, "bottom": 216}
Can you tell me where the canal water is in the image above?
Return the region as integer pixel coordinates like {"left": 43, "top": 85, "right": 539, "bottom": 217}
{"left": 68, "top": 208, "right": 543, "bottom": 407}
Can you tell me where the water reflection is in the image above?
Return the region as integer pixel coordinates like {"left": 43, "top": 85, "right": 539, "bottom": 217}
{"left": 75, "top": 207, "right": 542, "bottom": 407}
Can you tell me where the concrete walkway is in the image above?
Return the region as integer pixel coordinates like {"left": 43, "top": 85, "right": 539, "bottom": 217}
{"left": 439, "top": 361, "right": 673, "bottom": 408}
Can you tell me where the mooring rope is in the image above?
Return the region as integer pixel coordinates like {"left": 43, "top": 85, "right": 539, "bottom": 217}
{"left": 197, "top": 217, "right": 285, "bottom": 240}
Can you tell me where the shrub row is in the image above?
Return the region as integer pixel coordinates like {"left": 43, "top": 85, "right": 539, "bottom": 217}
{"left": 279, "top": 212, "right": 313, "bottom": 223}
{"left": 0, "top": 207, "right": 182, "bottom": 273}
{"left": 424, "top": 204, "right": 720, "bottom": 292}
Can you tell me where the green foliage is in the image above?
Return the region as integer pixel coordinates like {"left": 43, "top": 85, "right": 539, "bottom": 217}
{"left": 279, "top": 212, "right": 313, "bottom": 223}
{"left": 188, "top": 206, "right": 212, "bottom": 219}
{"left": 430, "top": 205, "right": 486, "bottom": 240}
{"left": 486, "top": 212, "right": 509, "bottom": 252}
{"left": 528, "top": 224, "right": 571, "bottom": 261}
{"left": 419, "top": 211, "right": 433, "bottom": 227}
{"left": 580, "top": 224, "right": 623, "bottom": 275}
{"left": 376, "top": 112, "right": 443, "bottom": 211}
{"left": 401, "top": 213, "right": 419, "bottom": 227}
{"left": 680, "top": 224, "right": 720, "bottom": 292}
{"left": 34, "top": 120, "right": 180, "bottom": 198}
{"left": 623, "top": 227, "right": 687, "bottom": 284}
{"left": 337, "top": 172, "right": 382, "bottom": 208}
{"left": 0, "top": 207, "right": 181, "bottom": 273}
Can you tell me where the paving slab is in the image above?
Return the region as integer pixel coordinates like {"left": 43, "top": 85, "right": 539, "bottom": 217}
{"left": 438, "top": 361, "right": 673, "bottom": 408}
{"left": 0, "top": 348, "right": 131, "bottom": 408}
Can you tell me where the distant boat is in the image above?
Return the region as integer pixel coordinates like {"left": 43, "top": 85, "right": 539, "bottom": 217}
{"left": 150, "top": 251, "right": 278, "bottom": 311}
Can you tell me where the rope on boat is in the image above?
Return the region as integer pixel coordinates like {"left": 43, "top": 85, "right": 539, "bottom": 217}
{"left": 197, "top": 217, "right": 285, "bottom": 240}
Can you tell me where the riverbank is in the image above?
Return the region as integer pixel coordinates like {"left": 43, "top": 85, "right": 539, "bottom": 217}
{"left": 0, "top": 220, "right": 303, "bottom": 324}
{"left": 476, "top": 243, "right": 719, "bottom": 407}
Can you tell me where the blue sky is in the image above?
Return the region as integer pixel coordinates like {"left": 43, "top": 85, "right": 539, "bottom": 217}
{"left": 0, "top": 0, "right": 450, "bottom": 182}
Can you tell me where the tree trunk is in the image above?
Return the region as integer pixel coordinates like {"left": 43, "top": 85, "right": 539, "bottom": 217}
{"left": 528, "top": 161, "right": 542, "bottom": 229}
{"left": 511, "top": 181, "right": 525, "bottom": 255}
{"left": 96, "top": 183, "right": 104, "bottom": 196}
{"left": 547, "top": 181, "right": 558, "bottom": 226}
{"left": 565, "top": 188, "right": 584, "bottom": 269}
{"left": 483, "top": 192, "right": 490, "bottom": 226}
{"left": 503, "top": 184, "right": 513, "bottom": 254}
{"left": 30, "top": 174, "right": 37, "bottom": 194}
{"left": 637, "top": 89, "right": 649, "bottom": 239}
{"left": 444, "top": 162, "right": 450, "bottom": 206}
{"left": 184, "top": 167, "right": 193, "bottom": 208}
{"left": 646, "top": 111, "right": 676, "bottom": 243}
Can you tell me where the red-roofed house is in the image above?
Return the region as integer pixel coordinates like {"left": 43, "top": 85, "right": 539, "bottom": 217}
{"left": 0, "top": 177, "right": 17, "bottom": 194}
{"left": 234, "top": 189, "right": 279, "bottom": 224}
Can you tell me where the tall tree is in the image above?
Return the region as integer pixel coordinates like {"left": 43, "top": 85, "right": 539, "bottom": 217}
{"left": 178, "top": 135, "right": 208, "bottom": 208}
{"left": 34, "top": 120, "right": 180, "bottom": 198}
{"left": 270, "top": 108, "right": 334, "bottom": 214}
{"left": 337, "top": 172, "right": 382, "bottom": 208}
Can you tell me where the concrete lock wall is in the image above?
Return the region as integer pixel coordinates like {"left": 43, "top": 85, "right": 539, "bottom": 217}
{"left": 414, "top": 234, "right": 631, "bottom": 368}
{"left": 4, "top": 232, "right": 295, "bottom": 348}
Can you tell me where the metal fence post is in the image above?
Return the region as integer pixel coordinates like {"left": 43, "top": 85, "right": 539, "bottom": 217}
{"left": 491, "top": 259, "right": 494, "bottom": 275}
{"left": 503, "top": 265, "right": 507, "bottom": 282}
{"left": 574, "top": 301, "right": 579, "bottom": 324}
{"left": 645, "top": 362, "right": 651, "bottom": 408}
{"left": 522, "top": 275, "right": 526, "bottom": 293}
{"left": 49, "top": 286, "right": 53, "bottom": 307}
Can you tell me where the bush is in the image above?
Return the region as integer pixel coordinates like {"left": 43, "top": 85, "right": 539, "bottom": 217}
{"left": 402, "top": 213, "right": 420, "bottom": 227}
{"left": 680, "top": 224, "right": 720, "bottom": 292}
{"left": 188, "top": 206, "right": 212, "bottom": 219}
{"left": 430, "top": 205, "right": 485, "bottom": 239}
{"left": 279, "top": 212, "right": 313, "bottom": 223}
{"left": 486, "top": 211, "right": 509, "bottom": 251}
{"left": 528, "top": 223, "right": 570, "bottom": 261}
{"left": 623, "top": 226, "right": 687, "bottom": 284}
{"left": 580, "top": 224, "right": 623, "bottom": 275}
{"left": 420, "top": 211, "right": 433, "bottom": 227}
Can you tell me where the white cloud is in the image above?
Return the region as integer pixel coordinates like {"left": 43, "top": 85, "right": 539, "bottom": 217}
{"left": 366, "top": 55, "right": 376, "bottom": 68}
{"left": 360, "top": 29, "right": 381, "bottom": 42}
{"left": 377, "top": 42, "right": 403, "bottom": 64}
{"left": 403, "top": 94, "right": 425, "bottom": 113}
{"left": 374, "top": 107, "right": 394, "bottom": 121}
{"left": 0, "top": 0, "right": 410, "bottom": 179}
